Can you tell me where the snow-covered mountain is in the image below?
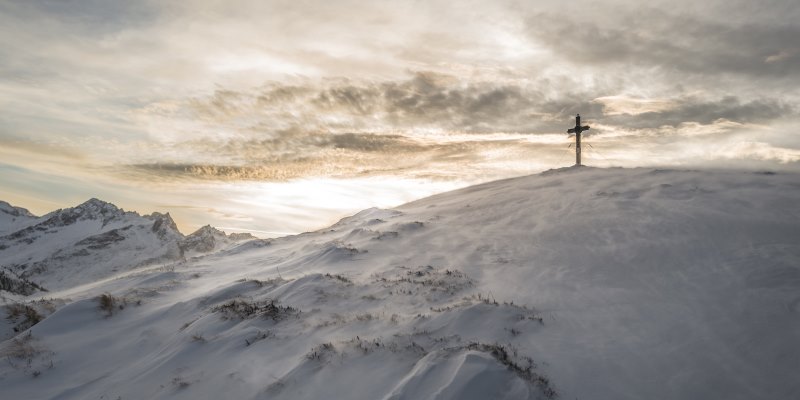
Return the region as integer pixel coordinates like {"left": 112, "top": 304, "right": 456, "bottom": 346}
{"left": 1, "top": 167, "right": 799, "bottom": 400}
{"left": 0, "top": 199, "right": 253, "bottom": 293}
{"left": 181, "top": 225, "right": 255, "bottom": 256}
{"left": 0, "top": 200, "right": 38, "bottom": 236}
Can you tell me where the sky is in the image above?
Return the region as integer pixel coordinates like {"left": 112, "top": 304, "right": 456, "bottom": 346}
{"left": 1, "top": 0, "right": 799, "bottom": 236}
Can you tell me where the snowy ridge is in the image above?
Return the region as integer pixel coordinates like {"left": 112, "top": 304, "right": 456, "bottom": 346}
{"left": 1, "top": 168, "right": 799, "bottom": 400}
{"left": 0, "top": 200, "right": 38, "bottom": 236}
{"left": 0, "top": 200, "right": 34, "bottom": 218}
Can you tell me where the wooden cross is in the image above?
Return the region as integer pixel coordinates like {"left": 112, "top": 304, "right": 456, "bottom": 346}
{"left": 567, "top": 114, "right": 590, "bottom": 166}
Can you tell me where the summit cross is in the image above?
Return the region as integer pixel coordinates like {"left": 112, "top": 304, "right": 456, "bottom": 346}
{"left": 567, "top": 114, "right": 590, "bottom": 166}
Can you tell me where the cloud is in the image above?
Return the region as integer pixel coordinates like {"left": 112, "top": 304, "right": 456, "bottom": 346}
{"left": 3, "top": 3, "right": 800, "bottom": 175}
{"left": 101, "top": 66, "right": 795, "bottom": 184}
{"left": 119, "top": 131, "right": 561, "bottom": 182}
{"left": 3, "top": 0, "right": 800, "bottom": 239}
{"left": 526, "top": 6, "right": 800, "bottom": 80}
{"left": 139, "top": 71, "right": 795, "bottom": 141}
{"left": 712, "top": 141, "right": 800, "bottom": 164}
{"left": 169, "top": 72, "right": 545, "bottom": 135}
{"left": 596, "top": 96, "right": 793, "bottom": 130}
{"left": 593, "top": 96, "right": 677, "bottom": 116}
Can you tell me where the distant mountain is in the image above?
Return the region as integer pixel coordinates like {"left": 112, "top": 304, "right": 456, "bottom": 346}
{"left": 0, "top": 199, "right": 253, "bottom": 293}
{"left": 181, "top": 225, "right": 254, "bottom": 255}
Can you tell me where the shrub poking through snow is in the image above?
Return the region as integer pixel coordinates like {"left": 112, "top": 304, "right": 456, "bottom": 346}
{"left": 375, "top": 266, "right": 474, "bottom": 298}
{"left": 172, "top": 376, "right": 190, "bottom": 389}
{"left": 6, "top": 303, "right": 43, "bottom": 332}
{"left": 355, "top": 312, "right": 375, "bottom": 321}
{"left": 97, "top": 293, "right": 126, "bottom": 317}
{"left": 324, "top": 273, "right": 352, "bottom": 284}
{"left": 306, "top": 342, "right": 336, "bottom": 361}
{"left": 239, "top": 277, "right": 287, "bottom": 288}
{"left": 212, "top": 299, "right": 299, "bottom": 321}
{"left": 244, "top": 330, "right": 273, "bottom": 346}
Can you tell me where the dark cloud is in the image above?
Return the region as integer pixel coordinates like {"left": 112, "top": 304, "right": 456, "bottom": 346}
{"left": 119, "top": 130, "right": 559, "bottom": 182}
{"left": 313, "top": 84, "right": 382, "bottom": 115}
{"left": 527, "top": 8, "right": 800, "bottom": 79}
{"left": 122, "top": 131, "right": 428, "bottom": 181}
{"left": 380, "top": 73, "right": 537, "bottom": 131}
{"left": 185, "top": 72, "right": 565, "bottom": 135}
{"left": 180, "top": 131, "right": 425, "bottom": 163}
{"left": 181, "top": 72, "right": 794, "bottom": 140}
{"left": 600, "top": 96, "right": 793, "bottom": 129}
{"left": 3, "top": 0, "right": 156, "bottom": 34}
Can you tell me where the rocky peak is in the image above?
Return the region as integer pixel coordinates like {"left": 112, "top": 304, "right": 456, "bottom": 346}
{"left": 187, "top": 225, "right": 225, "bottom": 238}
{"left": 228, "top": 232, "right": 255, "bottom": 241}
{"left": 180, "top": 225, "right": 224, "bottom": 253}
{"left": 75, "top": 198, "right": 125, "bottom": 219}
{"left": 37, "top": 198, "right": 127, "bottom": 228}
{"left": 149, "top": 212, "right": 181, "bottom": 239}
{"left": 180, "top": 225, "right": 254, "bottom": 253}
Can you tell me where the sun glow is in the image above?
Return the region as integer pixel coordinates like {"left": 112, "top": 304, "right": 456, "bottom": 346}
{"left": 208, "top": 177, "right": 466, "bottom": 237}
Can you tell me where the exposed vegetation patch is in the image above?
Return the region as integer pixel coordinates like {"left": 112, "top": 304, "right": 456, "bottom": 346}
{"left": 241, "top": 277, "right": 288, "bottom": 287}
{"left": 171, "top": 376, "right": 191, "bottom": 389}
{"left": 244, "top": 330, "right": 274, "bottom": 346}
{"left": 376, "top": 266, "right": 474, "bottom": 297}
{"left": 5, "top": 303, "right": 43, "bottom": 333}
{"left": 212, "top": 299, "right": 299, "bottom": 321}
{"left": 372, "top": 231, "right": 399, "bottom": 240}
{"left": 324, "top": 273, "right": 352, "bottom": 284}
{"left": 306, "top": 342, "right": 336, "bottom": 362}
{"left": 437, "top": 294, "right": 545, "bottom": 324}
{"left": 96, "top": 293, "right": 138, "bottom": 317}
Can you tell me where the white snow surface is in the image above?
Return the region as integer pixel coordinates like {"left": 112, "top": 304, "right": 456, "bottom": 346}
{"left": 1, "top": 167, "right": 799, "bottom": 399}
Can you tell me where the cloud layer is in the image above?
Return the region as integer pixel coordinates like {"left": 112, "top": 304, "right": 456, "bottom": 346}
{"left": 1, "top": 0, "right": 799, "bottom": 233}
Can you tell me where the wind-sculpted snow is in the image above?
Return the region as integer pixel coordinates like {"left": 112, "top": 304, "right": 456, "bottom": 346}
{"left": 2, "top": 167, "right": 800, "bottom": 399}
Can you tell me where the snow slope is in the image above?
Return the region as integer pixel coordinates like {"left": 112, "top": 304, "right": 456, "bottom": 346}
{"left": 1, "top": 167, "right": 799, "bottom": 400}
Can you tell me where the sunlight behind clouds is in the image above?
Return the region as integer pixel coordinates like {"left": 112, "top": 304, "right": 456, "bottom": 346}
{"left": 1, "top": 0, "right": 798, "bottom": 234}
{"left": 593, "top": 95, "right": 677, "bottom": 116}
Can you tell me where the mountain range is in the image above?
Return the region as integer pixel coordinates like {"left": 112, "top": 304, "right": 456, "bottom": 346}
{"left": 0, "top": 198, "right": 253, "bottom": 294}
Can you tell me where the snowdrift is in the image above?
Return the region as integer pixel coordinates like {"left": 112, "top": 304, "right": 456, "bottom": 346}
{"left": 1, "top": 167, "right": 798, "bottom": 400}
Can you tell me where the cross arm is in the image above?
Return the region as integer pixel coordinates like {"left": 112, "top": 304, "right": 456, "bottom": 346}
{"left": 567, "top": 125, "right": 590, "bottom": 134}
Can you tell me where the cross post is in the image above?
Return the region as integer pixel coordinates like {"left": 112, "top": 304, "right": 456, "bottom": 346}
{"left": 567, "top": 114, "right": 590, "bottom": 166}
